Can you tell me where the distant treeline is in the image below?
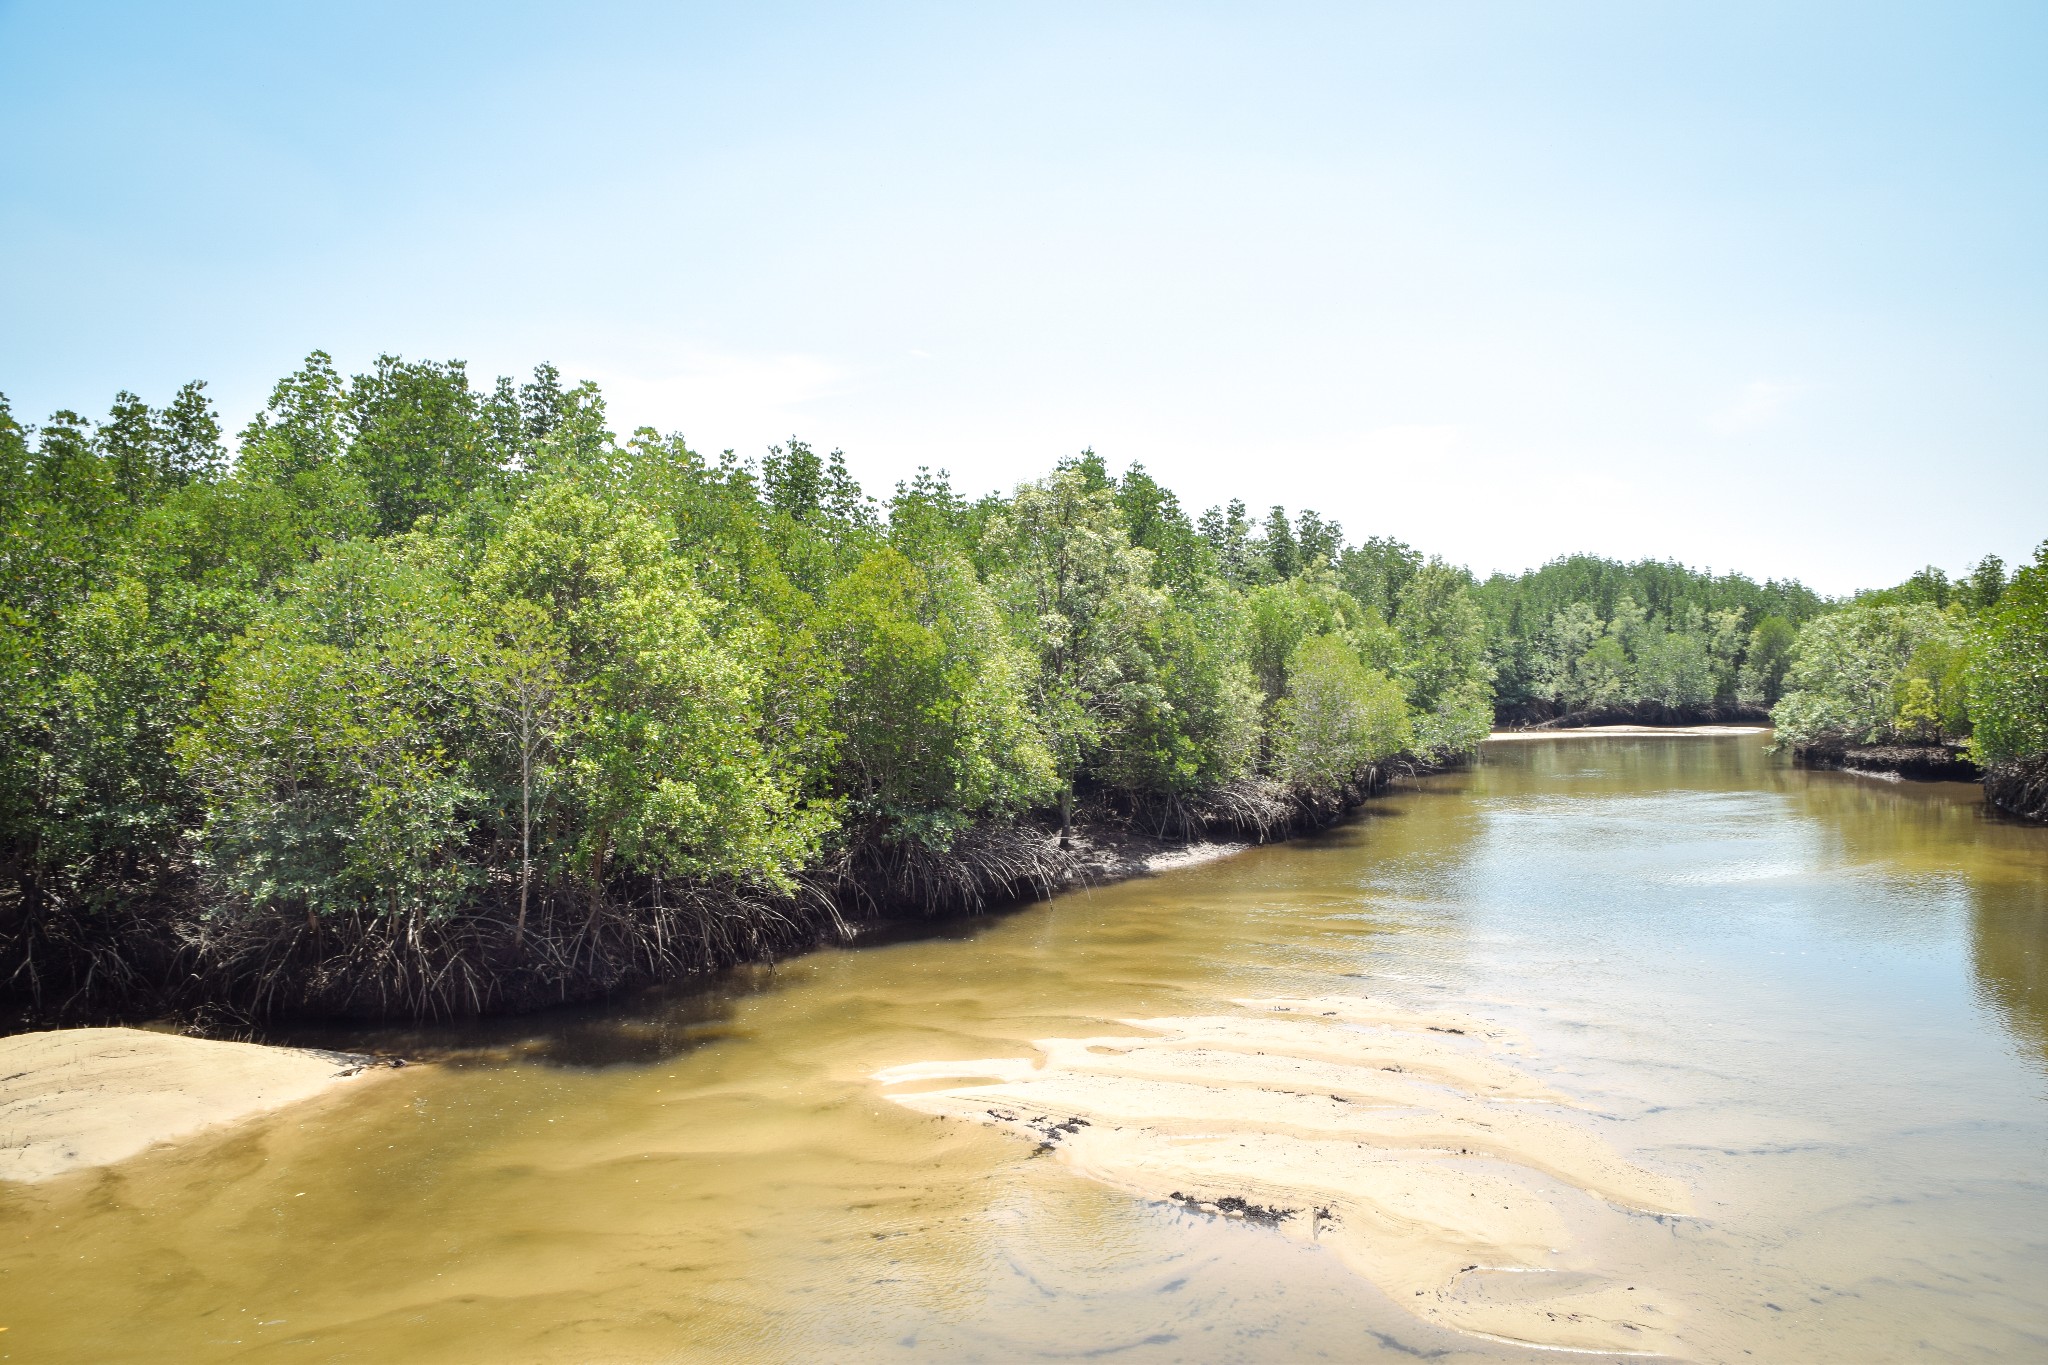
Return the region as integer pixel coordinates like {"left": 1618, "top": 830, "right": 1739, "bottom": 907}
{"left": 1, "top": 354, "right": 1493, "bottom": 1020}
{"left": 1475, "top": 555, "right": 1829, "bottom": 723}
{"left": 1471, "top": 543, "right": 2047, "bottom": 801}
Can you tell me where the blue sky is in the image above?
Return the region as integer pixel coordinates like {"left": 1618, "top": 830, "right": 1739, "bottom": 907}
{"left": 3, "top": 1, "right": 2043, "bottom": 592}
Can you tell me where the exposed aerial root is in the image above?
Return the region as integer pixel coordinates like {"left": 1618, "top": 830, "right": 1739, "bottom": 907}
{"left": 4, "top": 758, "right": 1436, "bottom": 1023}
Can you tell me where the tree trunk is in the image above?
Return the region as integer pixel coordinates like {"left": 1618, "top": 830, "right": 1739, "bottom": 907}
{"left": 514, "top": 739, "right": 531, "bottom": 951}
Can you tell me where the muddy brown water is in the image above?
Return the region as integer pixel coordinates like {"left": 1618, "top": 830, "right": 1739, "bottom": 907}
{"left": 4, "top": 732, "right": 2045, "bottom": 1362}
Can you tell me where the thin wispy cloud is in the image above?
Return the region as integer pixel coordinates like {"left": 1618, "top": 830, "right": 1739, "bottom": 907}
{"left": 1712, "top": 380, "right": 1803, "bottom": 433}
{"left": 568, "top": 346, "right": 854, "bottom": 451}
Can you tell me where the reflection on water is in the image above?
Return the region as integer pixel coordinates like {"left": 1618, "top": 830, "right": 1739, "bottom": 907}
{"left": 1973, "top": 870, "right": 2048, "bottom": 1073}
{"left": 2, "top": 732, "right": 2045, "bottom": 1363}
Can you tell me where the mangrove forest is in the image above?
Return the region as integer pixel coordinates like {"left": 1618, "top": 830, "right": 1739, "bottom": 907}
{"left": 4, "top": 353, "right": 2044, "bottom": 1023}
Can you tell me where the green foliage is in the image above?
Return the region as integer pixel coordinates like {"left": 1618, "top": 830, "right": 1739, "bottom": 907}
{"left": 1096, "top": 584, "right": 1263, "bottom": 798}
{"left": 1894, "top": 676, "right": 1943, "bottom": 743}
{"left": 1392, "top": 560, "right": 1494, "bottom": 757}
{"left": 1626, "top": 607, "right": 1722, "bottom": 708}
{"left": 180, "top": 544, "right": 488, "bottom": 926}
{"left": 1271, "top": 636, "right": 1412, "bottom": 798}
{"left": 6, "top": 576, "right": 208, "bottom": 917}
{"left": 1967, "top": 544, "right": 2048, "bottom": 764}
{"left": 1244, "top": 576, "right": 1384, "bottom": 706}
{"left": 1899, "top": 631, "right": 1970, "bottom": 743}
{"left": 1260, "top": 505, "right": 1301, "bottom": 580}
{"left": 1864, "top": 564, "right": 1961, "bottom": 610}
{"left": 982, "top": 469, "right": 1158, "bottom": 815}
{"left": 760, "top": 439, "right": 879, "bottom": 595}
{"left": 234, "top": 352, "right": 374, "bottom": 546}
{"left": 0, "top": 356, "right": 1562, "bottom": 1016}
{"left": 183, "top": 486, "right": 834, "bottom": 936}
{"left": 1768, "top": 547, "right": 2034, "bottom": 755}
{"left": 888, "top": 467, "right": 978, "bottom": 564}
{"left": 819, "top": 548, "right": 1054, "bottom": 847}
{"left": 1476, "top": 554, "right": 1826, "bottom": 717}
{"left": 0, "top": 383, "right": 246, "bottom": 948}
{"left": 1770, "top": 600, "right": 1971, "bottom": 748}
{"left": 1961, "top": 555, "right": 2008, "bottom": 613}
{"left": 1738, "top": 615, "right": 1797, "bottom": 706}
{"left": 344, "top": 355, "right": 507, "bottom": 536}
{"left": 1336, "top": 537, "right": 1422, "bottom": 620}
{"left": 1196, "top": 499, "right": 1257, "bottom": 585}
{"left": 466, "top": 481, "right": 834, "bottom": 888}
{"left": 1115, "top": 463, "right": 1208, "bottom": 591}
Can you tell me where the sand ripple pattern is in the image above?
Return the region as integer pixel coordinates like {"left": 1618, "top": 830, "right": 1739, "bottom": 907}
{"left": 877, "top": 996, "right": 1691, "bottom": 1356}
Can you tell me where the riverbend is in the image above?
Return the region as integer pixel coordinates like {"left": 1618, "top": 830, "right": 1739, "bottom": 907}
{"left": 3, "top": 731, "right": 2044, "bottom": 1362}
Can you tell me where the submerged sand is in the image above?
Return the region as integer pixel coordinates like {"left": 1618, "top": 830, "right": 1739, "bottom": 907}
{"left": 0, "top": 1027, "right": 381, "bottom": 1183}
{"left": 877, "top": 996, "right": 1691, "bottom": 1356}
{"left": 1487, "top": 724, "right": 1769, "bottom": 740}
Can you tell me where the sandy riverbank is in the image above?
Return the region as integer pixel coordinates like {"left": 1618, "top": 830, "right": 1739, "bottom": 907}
{"left": 0, "top": 1027, "right": 387, "bottom": 1183}
{"left": 1049, "top": 827, "right": 1264, "bottom": 884}
{"left": 877, "top": 995, "right": 1690, "bottom": 1355}
{"left": 1487, "top": 724, "right": 1769, "bottom": 740}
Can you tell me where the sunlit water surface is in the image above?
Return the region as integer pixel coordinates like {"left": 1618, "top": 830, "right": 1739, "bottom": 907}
{"left": 4, "top": 733, "right": 2045, "bottom": 1362}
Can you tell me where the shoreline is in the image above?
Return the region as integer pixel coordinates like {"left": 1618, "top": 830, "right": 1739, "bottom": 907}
{"left": 1484, "top": 723, "right": 1770, "bottom": 741}
{"left": 7, "top": 768, "right": 1417, "bottom": 1033}
{"left": 1790, "top": 740, "right": 1982, "bottom": 783}
{"left": 0, "top": 812, "right": 1338, "bottom": 1183}
{"left": 1984, "top": 754, "right": 2048, "bottom": 821}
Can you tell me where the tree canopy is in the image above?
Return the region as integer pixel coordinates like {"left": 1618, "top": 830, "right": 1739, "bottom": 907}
{"left": 0, "top": 357, "right": 1497, "bottom": 1018}
{"left": 6, "top": 356, "right": 2037, "bottom": 1020}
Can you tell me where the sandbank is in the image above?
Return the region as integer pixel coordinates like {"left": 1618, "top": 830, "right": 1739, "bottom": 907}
{"left": 0, "top": 1027, "right": 382, "bottom": 1183}
{"left": 1137, "top": 840, "right": 1250, "bottom": 873}
{"left": 1487, "top": 724, "right": 1768, "bottom": 740}
{"left": 877, "top": 994, "right": 1690, "bottom": 1355}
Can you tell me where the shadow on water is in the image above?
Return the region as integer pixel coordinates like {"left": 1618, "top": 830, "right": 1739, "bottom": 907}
{"left": 251, "top": 968, "right": 776, "bottom": 1069}
{"left": 237, "top": 859, "right": 1210, "bottom": 1069}
{"left": 254, "top": 903, "right": 1062, "bottom": 1068}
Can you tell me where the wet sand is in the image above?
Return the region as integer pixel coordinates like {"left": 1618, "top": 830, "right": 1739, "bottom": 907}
{"left": 0, "top": 1028, "right": 382, "bottom": 1182}
{"left": 1485, "top": 725, "right": 1770, "bottom": 740}
{"left": 879, "top": 995, "right": 1690, "bottom": 1355}
{"left": 1134, "top": 839, "right": 1250, "bottom": 873}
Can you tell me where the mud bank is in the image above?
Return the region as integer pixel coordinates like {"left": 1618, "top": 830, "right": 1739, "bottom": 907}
{"left": 0, "top": 1027, "right": 390, "bottom": 1182}
{"left": 877, "top": 995, "right": 1690, "bottom": 1355}
{"left": 1985, "top": 753, "right": 2048, "bottom": 822}
{"left": 1793, "top": 741, "right": 1982, "bottom": 782}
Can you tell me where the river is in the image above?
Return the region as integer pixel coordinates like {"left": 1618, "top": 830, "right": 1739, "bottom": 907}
{"left": 4, "top": 731, "right": 2045, "bottom": 1362}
